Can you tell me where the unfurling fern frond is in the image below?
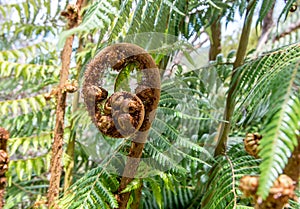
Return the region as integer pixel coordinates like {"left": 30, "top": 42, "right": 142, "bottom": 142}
{"left": 201, "top": 143, "right": 260, "bottom": 209}
{"left": 59, "top": 166, "right": 119, "bottom": 209}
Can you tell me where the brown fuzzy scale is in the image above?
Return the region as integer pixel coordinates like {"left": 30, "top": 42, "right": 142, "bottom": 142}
{"left": 82, "top": 43, "right": 160, "bottom": 138}
{"left": 98, "top": 92, "right": 145, "bottom": 138}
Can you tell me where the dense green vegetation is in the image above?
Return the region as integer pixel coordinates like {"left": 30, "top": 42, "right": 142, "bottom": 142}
{"left": 0, "top": 0, "right": 299, "bottom": 208}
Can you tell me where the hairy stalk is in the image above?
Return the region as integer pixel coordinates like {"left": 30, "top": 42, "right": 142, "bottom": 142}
{"left": 214, "top": 0, "right": 256, "bottom": 156}
{"left": 0, "top": 128, "right": 9, "bottom": 209}
{"left": 63, "top": 92, "right": 78, "bottom": 192}
{"left": 116, "top": 133, "right": 148, "bottom": 209}
{"left": 47, "top": 1, "right": 83, "bottom": 207}
{"left": 63, "top": 32, "right": 86, "bottom": 192}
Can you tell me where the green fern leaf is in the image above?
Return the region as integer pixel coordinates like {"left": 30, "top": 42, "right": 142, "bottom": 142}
{"left": 59, "top": 166, "right": 119, "bottom": 209}
{"left": 58, "top": 0, "right": 118, "bottom": 47}
{"left": 256, "top": 0, "right": 276, "bottom": 25}
{"left": 258, "top": 95, "right": 300, "bottom": 199}
{"left": 201, "top": 143, "right": 260, "bottom": 209}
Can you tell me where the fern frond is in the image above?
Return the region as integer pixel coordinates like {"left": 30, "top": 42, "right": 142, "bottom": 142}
{"left": 144, "top": 142, "right": 186, "bottom": 174}
{"left": 8, "top": 153, "right": 50, "bottom": 181}
{"left": 233, "top": 43, "right": 300, "bottom": 129}
{"left": 274, "top": 10, "right": 300, "bottom": 46}
{"left": 5, "top": 177, "right": 49, "bottom": 209}
{"left": 258, "top": 94, "right": 300, "bottom": 199}
{"left": 0, "top": 0, "right": 67, "bottom": 24}
{"left": 0, "top": 94, "right": 47, "bottom": 116}
{"left": 140, "top": 171, "right": 195, "bottom": 209}
{"left": 59, "top": 0, "right": 186, "bottom": 47}
{"left": 14, "top": 23, "right": 56, "bottom": 38}
{"left": 1, "top": 107, "right": 55, "bottom": 138}
{"left": 230, "top": 43, "right": 300, "bottom": 199}
{"left": 201, "top": 143, "right": 260, "bottom": 209}
{"left": 256, "top": 0, "right": 276, "bottom": 25}
{"left": 8, "top": 132, "right": 52, "bottom": 156}
{"left": 0, "top": 42, "right": 53, "bottom": 61}
{"left": 0, "top": 60, "right": 59, "bottom": 80}
{"left": 59, "top": 166, "right": 119, "bottom": 209}
{"left": 58, "top": 0, "right": 118, "bottom": 47}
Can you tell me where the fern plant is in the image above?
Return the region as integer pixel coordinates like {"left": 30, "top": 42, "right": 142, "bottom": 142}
{"left": 0, "top": 0, "right": 69, "bottom": 207}
{"left": 231, "top": 43, "right": 300, "bottom": 198}
{"left": 1, "top": 0, "right": 300, "bottom": 208}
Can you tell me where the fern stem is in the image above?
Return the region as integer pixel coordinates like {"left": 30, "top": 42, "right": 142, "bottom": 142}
{"left": 47, "top": 35, "right": 73, "bottom": 208}
{"left": 225, "top": 154, "right": 237, "bottom": 209}
{"left": 63, "top": 31, "right": 85, "bottom": 193}
{"left": 47, "top": 1, "right": 84, "bottom": 207}
{"left": 214, "top": 0, "right": 256, "bottom": 156}
{"left": 116, "top": 132, "right": 149, "bottom": 209}
{"left": 209, "top": 16, "right": 222, "bottom": 61}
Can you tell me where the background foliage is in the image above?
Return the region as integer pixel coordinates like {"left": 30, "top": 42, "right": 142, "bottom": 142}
{"left": 0, "top": 0, "right": 299, "bottom": 208}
